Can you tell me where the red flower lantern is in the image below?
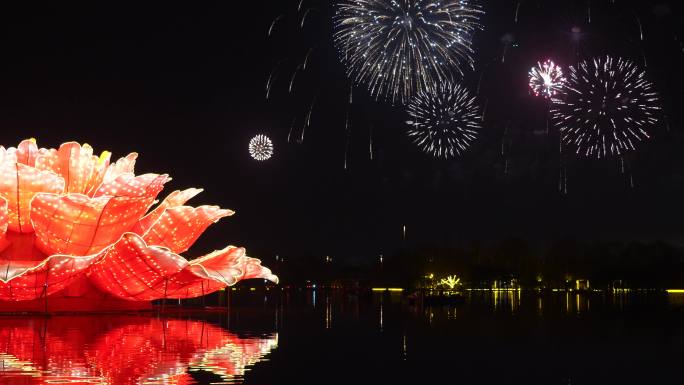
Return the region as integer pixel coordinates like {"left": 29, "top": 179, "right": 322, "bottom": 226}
{"left": 0, "top": 139, "right": 277, "bottom": 312}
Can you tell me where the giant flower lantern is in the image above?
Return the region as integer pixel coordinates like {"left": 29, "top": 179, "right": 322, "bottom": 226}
{"left": 0, "top": 139, "right": 277, "bottom": 312}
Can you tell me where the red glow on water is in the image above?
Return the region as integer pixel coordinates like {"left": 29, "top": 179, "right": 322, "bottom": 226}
{"left": 0, "top": 316, "right": 277, "bottom": 384}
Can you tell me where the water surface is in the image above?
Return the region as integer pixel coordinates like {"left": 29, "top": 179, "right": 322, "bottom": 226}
{"left": 1, "top": 291, "right": 682, "bottom": 384}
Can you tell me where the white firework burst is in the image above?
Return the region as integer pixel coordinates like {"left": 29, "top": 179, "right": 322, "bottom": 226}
{"left": 334, "top": 0, "right": 485, "bottom": 104}
{"left": 406, "top": 82, "right": 482, "bottom": 158}
{"left": 550, "top": 56, "right": 661, "bottom": 158}
{"left": 529, "top": 59, "right": 566, "bottom": 98}
{"left": 249, "top": 135, "right": 274, "bottom": 161}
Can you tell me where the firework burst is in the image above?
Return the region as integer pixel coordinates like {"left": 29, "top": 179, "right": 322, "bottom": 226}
{"left": 249, "top": 135, "right": 274, "bottom": 161}
{"left": 406, "top": 82, "right": 482, "bottom": 158}
{"left": 529, "top": 59, "right": 566, "bottom": 98}
{"left": 550, "top": 56, "right": 661, "bottom": 158}
{"left": 333, "top": 0, "right": 485, "bottom": 104}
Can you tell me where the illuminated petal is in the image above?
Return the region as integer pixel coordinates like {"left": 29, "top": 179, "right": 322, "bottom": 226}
{"left": 88, "top": 232, "right": 188, "bottom": 300}
{"left": 0, "top": 160, "right": 65, "bottom": 233}
{"left": 142, "top": 206, "right": 233, "bottom": 254}
{"left": 131, "top": 188, "right": 203, "bottom": 235}
{"left": 101, "top": 153, "right": 138, "bottom": 186}
{"left": 30, "top": 191, "right": 161, "bottom": 256}
{"left": 125, "top": 246, "right": 277, "bottom": 300}
{"left": 15, "top": 139, "right": 40, "bottom": 166}
{"left": 93, "top": 173, "right": 169, "bottom": 198}
{"left": 234, "top": 255, "right": 279, "bottom": 283}
{"left": 84, "top": 150, "right": 112, "bottom": 196}
{"left": 0, "top": 252, "right": 100, "bottom": 301}
{"left": 34, "top": 142, "right": 101, "bottom": 194}
{"left": 0, "top": 197, "right": 7, "bottom": 245}
{"left": 162, "top": 246, "right": 246, "bottom": 298}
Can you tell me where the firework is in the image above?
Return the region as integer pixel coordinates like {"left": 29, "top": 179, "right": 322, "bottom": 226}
{"left": 249, "top": 135, "right": 274, "bottom": 161}
{"left": 406, "top": 82, "right": 482, "bottom": 158}
{"left": 333, "top": 0, "right": 484, "bottom": 104}
{"left": 529, "top": 60, "right": 566, "bottom": 98}
{"left": 550, "top": 56, "right": 661, "bottom": 158}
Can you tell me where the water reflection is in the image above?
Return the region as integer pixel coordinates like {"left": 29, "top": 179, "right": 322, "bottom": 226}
{"left": 0, "top": 316, "right": 277, "bottom": 384}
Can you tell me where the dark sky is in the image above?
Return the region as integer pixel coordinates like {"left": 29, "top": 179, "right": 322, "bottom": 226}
{"left": 0, "top": 1, "right": 682, "bottom": 262}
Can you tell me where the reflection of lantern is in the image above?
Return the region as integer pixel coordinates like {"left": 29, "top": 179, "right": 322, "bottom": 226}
{"left": 0, "top": 140, "right": 277, "bottom": 312}
{"left": 0, "top": 316, "right": 278, "bottom": 383}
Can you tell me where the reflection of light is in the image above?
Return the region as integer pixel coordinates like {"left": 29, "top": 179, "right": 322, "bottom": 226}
{"left": 402, "top": 332, "right": 407, "bottom": 360}
{"left": 379, "top": 296, "right": 384, "bottom": 331}
{"left": 537, "top": 297, "right": 543, "bottom": 315}
{"left": 0, "top": 317, "right": 278, "bottom": 384}
{"left": 188, "top": 334, "right": 279, "bottom": 381}
{"left": 325, "top": 294, "right": 332, "bottom": 329}
{"left": 466, "top": 288, "right": 519, "bottom": 291}
{"left": 372, "top": 288, "right": 404, "bottom": 292}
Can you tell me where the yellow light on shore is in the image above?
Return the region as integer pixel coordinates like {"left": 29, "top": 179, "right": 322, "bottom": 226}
{"left": 666, "top": 289, "right": 684, "bottom": 294}
{"left": 372, "top": 288, "right": 404, "bottom": 292}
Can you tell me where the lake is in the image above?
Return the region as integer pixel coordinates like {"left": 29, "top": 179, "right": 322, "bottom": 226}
{"left": 1, "top": 290, "right": 683, "bottom": 384}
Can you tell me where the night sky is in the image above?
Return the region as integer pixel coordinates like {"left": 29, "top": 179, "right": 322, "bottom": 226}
{"left": 0, "top": 1, "right": 682, "bottom": 262}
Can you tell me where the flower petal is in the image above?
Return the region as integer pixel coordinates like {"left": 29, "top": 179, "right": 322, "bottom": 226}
{"left": 92, "top": 173, "right": 169, "bottom": 198}
{"left": 107, "top": 246, "right": 278, "bottom": 300}
{"left": 84, "top": 150, "right": 112, "bottom": 197}
{"left": 0, "top": 160, "right": 65, "bottom": 233}
{"left": 15, "top": 139, "right": 40, "bottom": 166}
{"left": 131, "top": 188, "right": 203, "bottom": 235}
{"left": 101, "top": 153, "right": 138, "bottom": 186}
{"left": 142, "top": 206, "right": 233, "bottom": 254}
{"left": 234, "top": 255, "right": 279, "bottom": 283}
{"left": 0, "top": 252, "right": 100, "bottom": 301}
{"left": 0, "top": 197, "right": 8, "bottom": 245}
{"left": 159, "top": 247, "right": 278, "bottom": 299}
{"left": 34, "top": 142, "right": 101, "bottom": 195}
{"left": 161, "top": 246, "right": 246, "bottom": 298}
{"left": 88, "top": 232, "right": 188, "bottom": 300}
{"left": 30, "top": 192, "right": 160, "bottom": 256}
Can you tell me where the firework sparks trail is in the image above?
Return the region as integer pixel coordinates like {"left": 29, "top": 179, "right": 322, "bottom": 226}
{"left": 369, "top": 124, "right": 374, "bottom": 160}
{"left": 289, "top": 64, "right": 304, "bottom": 93}
{"left": 559, "top": 142, "right": 568, "bottom": 194}
{"left": 288, "top": 117, "right": 297, "bottom": 143}
{"left": 302, "top": 47, "right": 315, "bottom": 70}
{"left": 266, "top": 61, "right": 285, "bottom": 100}
{"left": 500, "top": 33, "right": 515, "bottom": 63}
{"left": 344, "top": 111, "right": 351, "bottom": 170}
{"left": 587, "top": 0, "right": 591, "bottom": 23}
{"left": 632, "top": 10, "right": 644, "bottom": 41}
{"left": 268, "top": 14, "right": 285, "bottom": 37}
{"left": 300, "top": 8, "right": 315, "bottom": 28}
{"left": 501, "top": 122, "right": 510, "bottom": 156}
{"left": 481, "top": 98, "right": 488, "bottom": 122}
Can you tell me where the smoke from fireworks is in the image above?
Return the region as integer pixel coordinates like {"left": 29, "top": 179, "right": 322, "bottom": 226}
{"left": 550, "top": 56, "right": 661, "bottom": 158}
{"left": 529, "top": 59, "right": 566, "bottom": 98}
{"left": 333, "top": 0, "right": 484, "bottom": 104}
{"left": 406, "top": 82, "right": 482, "bottom": 158}
{"left": 249, "top": 135, "right": 274, "bottom": 161}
